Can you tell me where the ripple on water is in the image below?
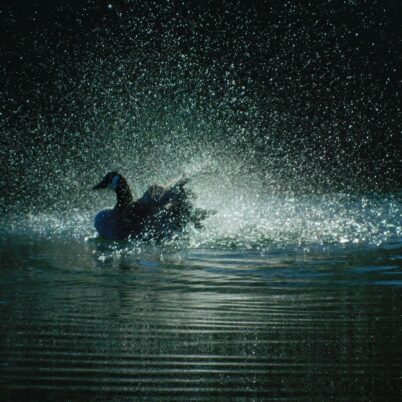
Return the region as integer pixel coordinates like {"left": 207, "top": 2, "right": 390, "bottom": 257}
{"left": 1, "top": 195, "right": 402, "bottom": 400}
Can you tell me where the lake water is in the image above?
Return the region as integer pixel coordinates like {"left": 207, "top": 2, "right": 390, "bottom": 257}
{"left": 1, "top": 192, "right": 401, "bottom": 401}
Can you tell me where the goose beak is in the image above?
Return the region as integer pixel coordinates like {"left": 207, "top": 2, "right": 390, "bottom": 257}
{"left": 93, "top": 180, "right": 107, "bottom": 190}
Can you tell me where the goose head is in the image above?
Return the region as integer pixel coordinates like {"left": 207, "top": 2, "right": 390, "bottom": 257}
{"left": 93, "top": 171, "right": 121, "bottom": 191}
{"left": 93, "top": 171, "right": 134, "bottom": 209}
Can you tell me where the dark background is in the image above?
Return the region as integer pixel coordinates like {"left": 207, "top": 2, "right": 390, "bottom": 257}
{"left": 1, "top": 0, "right": 401, "bottom": 210}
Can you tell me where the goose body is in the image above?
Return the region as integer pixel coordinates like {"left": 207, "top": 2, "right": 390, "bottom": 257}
{"left": 93, "top": 171, "right": 208, "bottom": 240}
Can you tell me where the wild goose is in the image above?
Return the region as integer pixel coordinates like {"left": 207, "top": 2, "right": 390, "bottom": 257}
{"left": 93, "top": 171, "right": 209, "bottom": 240}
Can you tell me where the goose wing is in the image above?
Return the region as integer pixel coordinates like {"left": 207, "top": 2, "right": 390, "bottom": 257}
{"left": 138, "top": 175, "right": 191, "bottom": 208}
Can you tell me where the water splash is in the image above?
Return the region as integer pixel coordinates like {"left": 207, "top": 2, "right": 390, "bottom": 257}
{"left": 190, "top": 191, "right": 402, "bottom": 251}
{"left": 1, "top": 1, "right": 400, "bottom": 253}
{"left": 2, "top": 170, "right": 401, "bottom": 253}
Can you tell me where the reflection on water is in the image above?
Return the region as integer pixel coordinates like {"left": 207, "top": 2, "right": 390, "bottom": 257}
{"left": 0, "top": 235, "right": 401, "bottom": 401}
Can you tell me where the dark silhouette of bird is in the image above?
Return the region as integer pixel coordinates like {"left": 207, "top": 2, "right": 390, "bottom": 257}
{"left": 93, "top": 171, "right": 210, "bottom": 240}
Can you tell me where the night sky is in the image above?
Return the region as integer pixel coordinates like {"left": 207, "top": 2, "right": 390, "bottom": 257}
{"left": 1, "top": 0, "right": 401, "bottom": 202}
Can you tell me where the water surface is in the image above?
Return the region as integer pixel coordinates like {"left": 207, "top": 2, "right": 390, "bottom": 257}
{"left": 0, "top": 193, "right": 401, "bottom": 401}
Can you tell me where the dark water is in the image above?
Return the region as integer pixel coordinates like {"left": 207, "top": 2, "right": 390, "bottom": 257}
{"left": 1, "top": 193, "right": 401, "bottom": 401}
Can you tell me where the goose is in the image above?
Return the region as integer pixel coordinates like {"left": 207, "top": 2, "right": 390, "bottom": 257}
{"left": 92, "top": 171, "right": 209, "bottom": 240}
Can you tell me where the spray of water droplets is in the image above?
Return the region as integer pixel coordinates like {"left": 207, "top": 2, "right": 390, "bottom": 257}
{"left": 1, "top": 1, "right": 401, "bottom": 250}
